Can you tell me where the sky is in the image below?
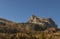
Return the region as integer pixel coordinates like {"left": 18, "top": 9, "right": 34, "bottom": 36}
{"left": 0, "top": 0, "right": 60, "bottom": 27}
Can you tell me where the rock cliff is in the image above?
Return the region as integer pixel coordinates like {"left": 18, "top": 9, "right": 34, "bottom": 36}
{"left": 28, "top": 15, "right": 57, "bottom": 28}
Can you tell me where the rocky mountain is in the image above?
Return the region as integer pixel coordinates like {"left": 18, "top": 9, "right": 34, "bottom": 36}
{"left": 28, "top": 15, "right": 57, "bottom": 28}
{"left": 0, "top": 15, "right": 59, "bottom": 39}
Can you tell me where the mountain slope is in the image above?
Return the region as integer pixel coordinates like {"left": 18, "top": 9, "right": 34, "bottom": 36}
{"left": 0, "top": 15, "right": 59, "bottom": 39}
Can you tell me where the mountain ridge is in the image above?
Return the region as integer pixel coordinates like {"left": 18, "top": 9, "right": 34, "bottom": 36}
{"left": 0, "top": 15, "right": 60, "bottom": 39}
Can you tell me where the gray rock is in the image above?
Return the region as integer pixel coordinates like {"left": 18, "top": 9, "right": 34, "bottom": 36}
{"left": 28, "top": 15, "right": 57, "bottom": 28}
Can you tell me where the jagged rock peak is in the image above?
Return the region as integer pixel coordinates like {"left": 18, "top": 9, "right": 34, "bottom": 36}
{"left": 28, "top": 15, "right": 57, "bottom": 28}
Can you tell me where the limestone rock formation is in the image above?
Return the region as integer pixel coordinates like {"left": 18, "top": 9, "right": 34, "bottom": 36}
{"left": 28, "top": 15, "right": 57, "bottom": 28}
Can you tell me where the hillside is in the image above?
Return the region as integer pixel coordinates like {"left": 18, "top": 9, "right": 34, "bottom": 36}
{"left": 0, "top": 15, "right": 60, "bottom": 39}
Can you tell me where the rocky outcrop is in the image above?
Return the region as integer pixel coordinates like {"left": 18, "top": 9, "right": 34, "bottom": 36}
{"left": 28, "top": 15, "right": 57, "bottom": 28}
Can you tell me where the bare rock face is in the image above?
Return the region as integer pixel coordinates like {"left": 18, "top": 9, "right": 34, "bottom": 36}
{"left": 28, "top": 15, "right": 57, "bottom": 28}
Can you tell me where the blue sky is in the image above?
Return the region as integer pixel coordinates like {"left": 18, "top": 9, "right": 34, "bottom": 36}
{"left": 0, "top": 0, "right": 60, "bottom": 27}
